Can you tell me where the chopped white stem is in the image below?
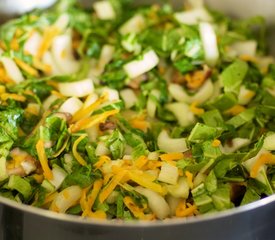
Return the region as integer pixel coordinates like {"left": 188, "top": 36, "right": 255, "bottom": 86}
{"left": 124, "top": 50, "right": 159, "bottom": 79}
{"left": 174, "top": 8, "right": 212, "bottom": 25}
{"left": 54, "top": 13, "right": 70, "bottom": 32}
{"left": 93, "top": 1, "right": 116, "bottom": 20}
{"left": 158, "top": 162, "right": 179, "bottom": 185}
{"left": 165, "top": 102, "right": 195, "bottom": 127}
{"left": 263, "top": 133, "right": 275, "bottom": 151}
{"left": 51, "top": 34, "right": 80, "bottom": 75}
{"left": 59, "top": 97, "right": 83, "bottom": 115}
{"left": 1, "top": 57, "right": 24, "bottom": 83}
{"left": 166, "top": 177, "right": 190, "bottom": 198}
{"left": 147, "top": 89, "right": 160, "bottom": 118}
{"left": 168, "top": 80, "right": 214, "bottom": 104}
{"left": 229, "top": 40, "right": 257, "bottom": 57}
{"left": 49, "top": 165, "right": 67, "bottom": 190}
{"left": 199, "top": 22, "right": 219, "bottom": 66}
{"left": 42, "top": 51, "right": 62, "bottom": 76}
{"left": 58, "top": 78, "right": 94, "bottom": 97}
{"left": 238, "top": 86, "right": 255, "bottom": 105}
{"left": 222, "top": 138, "right": 250, "bottom": 153}
{"left": 0, "top": 157, "right": 8, "bottom": 181}
{"left": 120, "top": 88, "right": 137, "bottom": 109}
{"left": 101, "top": 87, "right": 120, "bottom": 102}
{"left": 43, "top": 94, "right": 59, "bottom": 111}
{"left": 24, "top": 31, "right": 42, "bottom": 56}
{"left": 135, "top": 186, "right": 170, "bottom": 220}
{"left": 119, "top": 14, "right": 146, "bottom": 35}
{"left": 50, "top": 185, "right": 82, "bottom": 213}
{"left": 157, "top": 130, "right": 188, "bottom": 153}
{"left": 95, "top": 142, "right": 110, "bottom": 156}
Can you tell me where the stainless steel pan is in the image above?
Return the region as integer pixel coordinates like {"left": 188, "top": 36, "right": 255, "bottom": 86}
{"left": 0, "top": 1, "right": 275, "bottom": 240}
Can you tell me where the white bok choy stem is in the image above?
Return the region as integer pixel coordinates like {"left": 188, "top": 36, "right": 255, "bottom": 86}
{"left": 50, "top": 185, "right": 82, "bottom": 213}
{"left": 124, "top": 50, "right": 159, "bottom": 79}
{"left": 23, "top": 31, "right": 42, "bottom": 56}
{"left": 166, "top": 177, "right": 190, "bottom": 199}
{"left": 119, "top": 14, "right": 146, "bottom": 35}
{"left": 165, "top": 102, "right": 195, "bottom": 127}
{"left": 59, "top": 97, "right": 83, "bottom": 115}
{"left": 0, "top": 157, "right": 7, "bottom": 181}
{"left": 93, "top": 0, "right": 116, "bottom": 20}
{"left": 58, "top": 78, "right": 95, "bottom": 97}
{"left": 199, "top": 22, "right": 219, "bottom": 67}
{"left": 168, "top": 80, "right": 214, "bottom": 104}
{"left": 174, "top": 8, "right": 212, "bottom": 25}
{"left": 157, "top": 130, "right": 189, "bottom": 153}
{"left": 51, "top": 34, "right": 80, "bottom": 75}
{"left": 1, "top": 57, "right": 24, "bottom": 83}
{"left": 135, "top": 186, "right": 170, "bottom": 220}
{"left": 263, "top": 133, "right": 275, "bottom": 151}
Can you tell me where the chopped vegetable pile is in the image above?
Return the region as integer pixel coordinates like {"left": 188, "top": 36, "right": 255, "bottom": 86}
{"left": 0, "top": 0, "right": 275, "bottom": 221}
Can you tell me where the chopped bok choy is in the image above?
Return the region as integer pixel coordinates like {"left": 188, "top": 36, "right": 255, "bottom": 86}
{"left": 0, "top": 0, "right": 274, "bottom": 221}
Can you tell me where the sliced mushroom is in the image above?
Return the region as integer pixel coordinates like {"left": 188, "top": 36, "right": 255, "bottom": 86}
{"left": 99, "top": 120, "right": 116, "bottom": 131}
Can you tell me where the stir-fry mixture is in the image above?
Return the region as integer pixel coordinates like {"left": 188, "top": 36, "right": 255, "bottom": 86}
{"left": 0, "top": 0, "right": 275, "bottom": 221}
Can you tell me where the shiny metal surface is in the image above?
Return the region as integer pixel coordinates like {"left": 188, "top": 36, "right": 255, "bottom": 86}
{"left": 0, "top": 1, "right": 275, "bottom": 240}
{"left": 0, "top": 0, "right": 56, "bottom": 23}
{"left": 1, "top": 193, "right": 275, "bottom": 240}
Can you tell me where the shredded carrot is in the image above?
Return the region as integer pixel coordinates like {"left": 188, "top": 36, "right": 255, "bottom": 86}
{"left": 261, "top": 66, "right": 269, "bottom": 75}
{"left": 159, "top": 152, "right": 184, "bottom": 161}
{"left": 176, "top": 200, "right": 197, "bottom": 217}
{"left": 0, "top": 41, "right": 7, "bottom": 50}
{"left": 82, "top": 180, "right": 103, "bottom": 217}
{"left": 14, "top": 58, "right": 39, "bottom": 77}
{"left": 80, "top": 187, "right": 91, "bottom": 213}
{"left": 0, "top": 85, "right": 5, "bottom": 94}
{"left": 225, "top": 105, "right": 246, "bottom": 116}
{"left": 184, "top": 70, "right": 209, "bottom": 90}
{"left": 32, "top": 174, "right": 44, "bottom": 183}
{"left": 43, "top": 192, "right": 58, "bottom": 206}
{"left": 36, "top": 139, "right": 53, "bottom": 180}
{"left": 0, "top": 67, "right": 14, "bottom": 84}
{"left": 72, "top": 135, "right": 87, "bottom": 166}
{"left": 239, "top": 54, "right": 257, "bottom": 63}
{"left": 1, "top": 93, "right": 26, "bottom": 102}
{"left": 244, "top": 90, "right": 255, "bottom": 100}
{"left": 145, "top": 160, "right": 162, "bottom": 170}
{"left": 130, "top": 119, "right": 150, "bottom": 131}
{"left": 94, "top": 155, "right": 111, "bottom": 170}
{"left": 99, "top": 170, "right": 127, "bottom": 203}
{"left": 50, "top": 89, "right": 64, "bottom": 98}
{"left": 134, "top": 156, "right": 148, "bottom": 169}
{"left": 37, "top": 26, "right": 60, "bottom": 59}
{"left": 32, "top": 57, "right": 52, "bottom": 74}
{"left": 190, "top": 101, "right": 205, "bottom": 116}
{"left": 62, "top": 190, "right": 70, "bottom": 200}
{"left": 10, "top": 34, "right": 20, "bottom": 51}
{"left": 72, "top": 94, "right": 108, "bottom": 122}
{"left": 250, "top": 152, "right": 275, "bottom": 178}
{"left": 52, "top": 136, "right": 69, "bottom": 158}
{"left": 123, "top": 196, "right": 146, "bottom": 219}
{"left": 185, "top": 171, "right": 194, "bottom": 189}
{"left": 129, "top": 113, "right": 150, "bottom": 131}
{"left": 158, "top": 66, "right": 166, "bottom": 75}
{"left": 128, "top": 170, "right": 164, "bottom": 194}
{"left": 70, "top": 109, "right": 119, "bottom": 133}
{"left": 103, "top": 173, "right": 113, "bottom": 185}
{"left": 86, "top": 210, "right": 107, "bottom": 219}
{"left": 212, "top": 139, "right": 221, "bottom": 147}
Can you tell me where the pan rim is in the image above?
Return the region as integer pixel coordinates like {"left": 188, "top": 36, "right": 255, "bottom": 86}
{"left": 1, "top": 193, "right": 275, "bottom": 227}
